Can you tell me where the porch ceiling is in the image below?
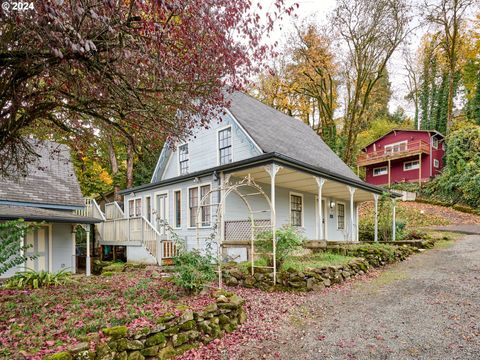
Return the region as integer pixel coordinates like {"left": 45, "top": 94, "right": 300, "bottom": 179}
{"left": 230, "top": 165, "right": 377, "bottom": 202}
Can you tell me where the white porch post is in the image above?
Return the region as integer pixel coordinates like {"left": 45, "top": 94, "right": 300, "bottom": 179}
{"left": 71, "top": 225, "right": 77, "bottom": 274}
{"left": 265, "top": 163, "right": 281, "bottom": 284}
{"left": 373, "top": 194, "right": 379, "bottom": 242}
{"left": 85, "top": 225, "right": 91, "bottom": 276}
{"left": 348, "top": 186, "right": 356, "bottom": 241}
{"left": 315, "top": 177, "right": 326, "bottom": 240}
{"left": 392, "top": 198, "right": 397, "bottom": 242}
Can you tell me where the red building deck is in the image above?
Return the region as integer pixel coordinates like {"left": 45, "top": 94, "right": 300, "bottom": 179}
{"left": 357, "top": 130, "right": 445, "bottom": 186}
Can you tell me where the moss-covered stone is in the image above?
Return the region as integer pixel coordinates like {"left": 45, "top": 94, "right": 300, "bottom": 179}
{"left": 102, "top": 325, "right": 128, "bottom": 339}
{"left": 113, "top": 352, "right": 128, "bottom": 360}
{"left": 156, "top": 312, "right": 175, "bottom": 324}
{"left": 145, "top": 332, "right": 166, "bottom": 347}
{"left": 238, "top": 308, "right": 247, "bottom": 324}
{"left": 140, "top": 345, "right": 159, "bottom": 357}
{"left": 95, "top": 343, "right": 113, "bottom": 360}
{"left": 158, "top": 345, "right": 176, "bottom": 360}
{"left": 163, "top": 325, "right": 180, "bottom": 335}
{"left": 127, "top": 351, "right": 144, "bottom": 360}
{"left": 101, "top": 271, "right": 115, "bottom": 277}
{"left": 217, "top": 314, "right": 230, "bottom": 325}
{"left": 180, "top": 320, "right": 196, "bottom": 331}
{"left": 223, "top": 322, "right": 237, "bottom": 333}
{"left": 172, "top": 332, "right": 189, "bottom": 347}
{"left": 44, "top": 352, "right": 72, "bottom": 360}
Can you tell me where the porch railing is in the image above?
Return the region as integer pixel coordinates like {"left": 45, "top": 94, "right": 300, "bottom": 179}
{"left": 100, "top": 216, "right": 179, "bottom": 264}
{"left": 357, "top": 140, "right": 430, "bottom": 166}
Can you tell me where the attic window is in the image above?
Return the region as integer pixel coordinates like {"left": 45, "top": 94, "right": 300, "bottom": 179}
{"left": 432, "top": 138, "right": 439, "bottom": 149}
{"left": 218, "top": 127, "right": 232, "bottom": 165}
{"left": 179, "top": 144, "right": 189, "bottom": 175}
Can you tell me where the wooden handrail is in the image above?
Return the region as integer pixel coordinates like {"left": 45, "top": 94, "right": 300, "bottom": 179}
{"left": 358, "top": 140, "right": 430, "bottom": 164}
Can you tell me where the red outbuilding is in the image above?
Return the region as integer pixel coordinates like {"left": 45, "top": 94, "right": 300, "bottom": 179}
{"left": 357, "top": 129, "right": 445, "bottom": 186}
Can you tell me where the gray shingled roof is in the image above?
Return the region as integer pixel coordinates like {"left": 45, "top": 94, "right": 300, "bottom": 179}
{"left": 227, "top": 92, "right": 360, "bottom": 182}
{"left": 0, "top": 139, "right": 84, "bottom": 208}
{"left": 0, "top": 205, "right": 100, "bottom": 223}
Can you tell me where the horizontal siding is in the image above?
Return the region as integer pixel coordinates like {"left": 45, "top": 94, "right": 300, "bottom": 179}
{"left": 161, "top": 113, "right": 261, "bottom": 180}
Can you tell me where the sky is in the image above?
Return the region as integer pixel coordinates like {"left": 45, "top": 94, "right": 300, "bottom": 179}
{"left": 266, "top": 0, "right": 424, "bottom": 117}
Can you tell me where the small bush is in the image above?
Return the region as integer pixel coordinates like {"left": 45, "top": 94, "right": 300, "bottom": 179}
{"left": 172, "top": 250, "right": 216, "bottom": 293}
{"left": 359, "top": 220, "right": 406, "bottom": 242}
{"left": 255, "top": 225, "right": 305, "bottom": 268}
{"left": 403, "top": 229, "right": 429, "bottom": 240}
{"left": 4, "top": 268, "right": 72, "bottom": 289}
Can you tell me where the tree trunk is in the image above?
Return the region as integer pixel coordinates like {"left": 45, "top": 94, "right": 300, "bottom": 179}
{"left": 107, "top": 135, "right": 121, "bottom": 202}
{"left": 126, "top": 141, "right": 134, "bottom": 189}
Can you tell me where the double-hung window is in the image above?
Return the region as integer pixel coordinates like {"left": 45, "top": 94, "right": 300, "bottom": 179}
{"left": 218, "top": 127, "right": 232, "bottom": 165}
{"left": 174, "top": 190, "right": 182, "bottom": 228}
{"left": 337, "top": 203, "right": 345, "bottom": 230}
{"left": 188, "top": 187, "right": 198, "bottom": 227}
{"left": 128, "top": 198, "right": 142, "bottom": 217}
{"left": 188, "top": 185, "right": 211, "bottom": 227}
{"left": 179, "top": 144, "right": 189, "bottom": 175}
{"left": 290, "top": 194, "right": 303, "bottom": 227}
{"left": 200, "top": 185, "right": 211, "bottom": 226}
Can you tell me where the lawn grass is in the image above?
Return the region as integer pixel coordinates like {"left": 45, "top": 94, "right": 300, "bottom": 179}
{"left": 0, "top": 268, "right": 215, "bottom": 358}
{"left": 238, "top": 252, "right": 354, "bottom": 273}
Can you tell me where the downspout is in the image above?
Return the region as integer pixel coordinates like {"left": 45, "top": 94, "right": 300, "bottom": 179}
{"left": 429, "top": 135, "right": 433, "bottom": 178}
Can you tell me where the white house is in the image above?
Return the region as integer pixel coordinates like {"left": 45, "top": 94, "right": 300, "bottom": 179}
{"left": 0, "top": 139, "right": 101, "bottom": 278}
{"left": 96, "top": 92, "right": 394, "bottom": 266}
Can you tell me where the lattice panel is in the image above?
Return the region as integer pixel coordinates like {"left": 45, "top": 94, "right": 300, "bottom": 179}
{"left": 225, "top": 219, "right": 271, "bottom": 241}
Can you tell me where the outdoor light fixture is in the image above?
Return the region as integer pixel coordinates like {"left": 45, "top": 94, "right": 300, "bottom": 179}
{"left": 193, "top": 177, "right": 199, "bottom": 183}
{"left": 213, "top": 171, "right": 219, "bottom": 182}
{"left": 329, "top": 200, "right": 336, "bottom": 209}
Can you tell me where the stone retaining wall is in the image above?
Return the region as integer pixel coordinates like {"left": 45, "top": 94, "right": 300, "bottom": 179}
{"left": 44, "top": 292, "right": 246, "bottom": 360}
{"left": 223, "top": 245, "right": 415, "bottom": 292}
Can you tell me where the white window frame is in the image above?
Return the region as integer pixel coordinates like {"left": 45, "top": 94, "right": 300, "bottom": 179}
{"left": 128, "top": 197, "right": 143, "bottom": 217}
{"left": 373, "top": 166, "right": 388, "bottom": 177}
{"left": 433, "top": 159, "right": 439, "bottom": 168}
{"left": 336, "top": 201, "right": 346, "bottom": 231}
{"left": 403, "top": 160, "right": 420, "bottom": 171}
{"left": 178, "top": 143, "right": 189, "bottom": 176}
{"left": 384, "top": 140, "right": 408, "bottom": 154}
{"left": 187, "top": 182, "right": 212, "bottom": 229}
{"left": 217, "top": 125, "right": 233, "bottom": 166}
{"left": 432, "top": 137, "right": 439, "bottom": 149}
{"left": 289, "top": 192, "right": 304, "bottom": 227}
{"left": 172, "top": 189, "right": 182, "bottom": 229}
{"left": 145, "top": 195, "right": 152, "bottom": 223}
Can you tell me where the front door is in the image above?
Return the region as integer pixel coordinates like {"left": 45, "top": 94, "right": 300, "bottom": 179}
{"left": 25, "top": 226, "right": 50, "bottom": 272}
{"left": 315, "top": 197, "right": 326, "bottom": 240}
{"left": 156, "top": 193, "right": 168, "bottom": 234}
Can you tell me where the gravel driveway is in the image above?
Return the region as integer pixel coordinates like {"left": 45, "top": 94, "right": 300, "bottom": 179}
{"left": 236, "top": 226, "right": 480, "bottom": 360}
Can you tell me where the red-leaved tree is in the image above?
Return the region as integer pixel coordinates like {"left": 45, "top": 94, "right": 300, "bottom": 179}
{"left": 0, "top": 0, "right": 296, "bottom": 177}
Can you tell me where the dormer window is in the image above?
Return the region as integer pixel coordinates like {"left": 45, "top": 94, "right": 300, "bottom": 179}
{"left": 218, "top": 127, "right": 232, "bottom": 165}
{"left": 432, "top": 137, "right": 439, "bottom": 149}
{"left": 179, "top": 144, "right": 189, "bottom": 175}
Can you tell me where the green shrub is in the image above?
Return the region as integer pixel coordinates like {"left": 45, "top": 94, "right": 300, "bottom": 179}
{"left": 172, "top": 250, "right": 216, "bottom": 293}
{"left": 4, "top": 268, "right": 72, "bottom": 289}
{"left": 402, "top": 229, "right": 429, "bottom": 240}
{"left": 254, "top": 225, "right": 305, "bottom": 268}
{"left": 359, "top": 220, "right": 405, "bottom": 242}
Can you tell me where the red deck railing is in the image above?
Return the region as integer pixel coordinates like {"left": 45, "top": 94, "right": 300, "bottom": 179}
{"left": 357, "top": 140, "right": 430, "bottom": 166}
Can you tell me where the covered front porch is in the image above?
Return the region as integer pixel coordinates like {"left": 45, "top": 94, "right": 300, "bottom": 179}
{"left": 221, "top": 159, "right": 397, "bottom": 246}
